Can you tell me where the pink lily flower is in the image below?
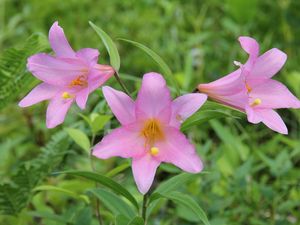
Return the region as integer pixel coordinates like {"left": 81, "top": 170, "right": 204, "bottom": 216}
{"left": 198, "top": 36, "right": 300, "bottom": 134}
{"left": 19, "top": 21, "right": 114, "bottom": 128}
{"left": 93, "top": 73, "right": 207, "bottom": 194}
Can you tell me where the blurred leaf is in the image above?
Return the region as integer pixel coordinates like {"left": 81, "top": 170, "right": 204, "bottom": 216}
{"left": 226, "top": 0, "right": 258, "bottom": 23}
{"left": 34, "top": 185, "right": 90, "bottom": 204}
{"left": 89, "top": 21, "right": 120, "bottom": 71}
{"left": 65, "top": 128, "right": 90, "bottom": 152}
{"left": 106, "top": 162, "right": 130, "bottom": 178}
{"left": 0, "top": 34, "right": 48, "bottom": 110}
{"left": 90, "top": 114, "right": 112, "bottom": 134}
{"left": 115, "top": 214, "right": 130, "bottom": 225}
{"left": 88, "top": 188, "right": 136, "bottom": 219}
{"left": 119, "top": 38, "right": 180, "bottom": 95}
{"left": 27, "top": 211, "right": 69, "bottom": 223}
{"left": 127, "top": 216, "right": 144, "bottom": 225}
{"left": 57, "top": 171, "right": 139, "bottom": 210}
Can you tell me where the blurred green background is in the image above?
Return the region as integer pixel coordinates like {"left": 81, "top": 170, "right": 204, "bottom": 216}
{"left": 0, "top": 0, "right": 300, "bottom": 224}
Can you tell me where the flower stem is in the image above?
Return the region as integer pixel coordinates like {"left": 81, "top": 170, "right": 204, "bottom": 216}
{"left": 114, "top": 71, "right": 131, "bottom": 97}
{"left": 142, "top": 194, "right": 148, "bottom": 224}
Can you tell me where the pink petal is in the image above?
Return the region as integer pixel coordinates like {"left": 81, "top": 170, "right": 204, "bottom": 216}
{"left": 88, "top": 67, "right": 114, "bottom": 93}
{"left": 132, "top": 154, "right": 160, "bottom": 194}
{"left": 49, "top": 21, "right": 75, "bottom": 58}
{"left": 93, "top": 124, "right": 145, "bottom": 159}
{"left": 27, "top": 53, "right": 87, "bottom": 86}
{"left": 245, "top": 106, "right": 261, "bottom": 124}
{"left": 19, "top": 83, "right": 59, "bottom": 107}
{"left": 156, "top": 127, "right": 203, "bottom": 173}
{"left": 76, "top": 87, "right": 89, "bottom": 110}
{"left": 169, "top": 93, "right": 207, "bottom": 128}
{"left": 249, "top": 79, "right": 300, "bottom": 109}
{"left": 238, "top": 36, "right": 259, "bottom": 61}
{"left": 246, "top": 108, "right": 288, "bottom": 134}
{"left": 46, "top": 94, "right": 73, "bottom": 128}
{"left": 135, "top": 72, "right": 172, "bottom": 123}
{"left": 248, "top": 48, "right": 287, "bottom": 84}
{"left": 198, "top": 69, "right": 245, "bottom": 96}
{"left": 76, "top": 48, "right": 99, "bottom": 66}
{"left": 102, "top": 86, "right": 136, "bottom": 125}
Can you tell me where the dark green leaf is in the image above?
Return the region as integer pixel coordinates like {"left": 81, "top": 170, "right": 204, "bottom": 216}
{"left": 127, "top": 216, "right": 144, "bottom": 225}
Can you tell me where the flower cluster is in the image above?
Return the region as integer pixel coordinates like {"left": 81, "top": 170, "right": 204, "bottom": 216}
{"left": 19, "top": 22, "right": 300, "bottom": 194}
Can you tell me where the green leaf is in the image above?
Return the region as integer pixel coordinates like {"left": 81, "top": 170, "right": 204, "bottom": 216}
{"left": 89, "top": 21, "right": 120, "bottom": 71}
{"left": 106, "top": 162, "right": 130, "bottom": 178}
{"left": 118, "top": 38, "right": 180, "bottom": 95}
{"left": 34, "top": 185, "right": 90, "bottom": 204}
{"left": 90, "top": 114, "right": 112, "bottom": 134}
{"left": 127, "top": 216, "right": 144, "bottom": 225}
{"left": 160, "top": 191, "right": 210, "bottom": 225}
{"left": 181, "top": 101, "right": 244, "bottom": 131}
{"left": 27, "top": 211, "right": 70, "bottom": 223}
{"left": 115, "top": 215, "right": 130, "bottom": 225}
{"left": 65, "top": 128, "right": 90, "bottom": 152}
{"left": 0, "top": 131, "right": 70, "bottom": 215}
{"left": 88, "top": 188, "right": 136, "bottom": 218}
{"left": 0, "top": 34, "right": 49, "bottom": 110}
{"left": 57, "top": 171, "right": 139, "bottom": 210}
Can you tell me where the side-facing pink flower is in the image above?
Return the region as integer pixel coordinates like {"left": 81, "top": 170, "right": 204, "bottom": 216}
{"left": 93, "top": 72, "right": 207, "bottom": 194}
{"left": 19, "top": 21, "right": 114, "bottom": 128}
{"left": 198, "top": 36, "right": 300, "bottom": 134}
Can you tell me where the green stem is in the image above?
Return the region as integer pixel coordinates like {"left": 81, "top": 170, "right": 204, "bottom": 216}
{"left": 142, "top": 194, "right": 148, "bottom": 224}
{"left": 114, "top": 71, "right": 131, "bottom": 97}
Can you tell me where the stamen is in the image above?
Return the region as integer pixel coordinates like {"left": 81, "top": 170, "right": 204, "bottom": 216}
{"left": 150, "top": 147, "right": 159, "bottom": 156}
{"left": 251, "top": 98, "right": 262, "bottom": 107}
{"left": 234, "top": 60, "right": 242, "bottom": 67}
{"left": 176, "top": 114, "right": 184, "bottom": 123}
{"left": 62, "top": 92, "right": 73, "bottom": 99}
{"left": 245, "top": 83, "right": 252, "bottom": 93}
{"left": 69, "top": 75, "right": 88, "bottom": 88}
{"left": 141, "top": 119, "right": 164, "bottom": 147}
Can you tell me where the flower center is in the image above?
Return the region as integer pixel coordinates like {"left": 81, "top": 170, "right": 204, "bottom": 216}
{"left": 150, "top": 147, "right": 159, "bottom": 156}
{"left": 141, "top": 119, "right": 164, "bottom": 148}
{"left": 69, "top": 75, "right": 88, "bottom": 88}
{"left": 245, "top": 83, "right": 252, "bottom": 93}
{"left": 250, "top": 98, "right": 262, "bottom": 107}
{"left": 61, "top": 92, "right": 74, "bottom": 99}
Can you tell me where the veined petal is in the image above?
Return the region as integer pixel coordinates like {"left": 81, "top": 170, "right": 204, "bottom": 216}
{"left": 88, "top": 67, "right": 114, "bottom": 93}
{"left": 169, "top": 93, "right": 207, "bottom": 128}
{"left": 136, "top": 72, "right": 172, "bottom": 123}
{"left": 76, "top": 48, "right": 99, "bottom": 66}
{"left": 132, "top": 154, "right": 160, "bottom": 194}
{"left": 246, "top": 108, "right": 288, "bottom": 134}
{"left": 249, "top": 79, "right": 300, "bottom": 109}
{"left": 102, "top": 86, "right": 136, "bottom": 125}
{"left": 19, "top": 83, "right": 59, "bottom": 107}
{"left": 46, "top": 94, "right": 73, "bottom": 128}
{"left": 238, "top": 36, "right": 259, "bottom": 63}
{"left": 27, "top": 53, "right": 87, "bottom": 86}
{"left": 76, "top": 87, "right": 89, "bottom": 110}
{"left": 49, "top": 21, "right": 75, "bottom": 58}
{"left": 156, "top": 127, "right": 203, "bottom": 173}
{"left": 248, "top": 48, "right": 287, "bottom": 84}
{"left": 93, "top": 124, "right": 145, "bottom": 159}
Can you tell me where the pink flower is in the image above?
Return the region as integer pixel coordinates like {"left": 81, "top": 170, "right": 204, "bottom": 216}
{"left": 93, "top": 73, "right": 207, "bottom": 194}
{"left": 198, "top": 36, "right": 300, "bottom": 134}
{"left": 19, "top": 21, "right": 114, "bottom": 128}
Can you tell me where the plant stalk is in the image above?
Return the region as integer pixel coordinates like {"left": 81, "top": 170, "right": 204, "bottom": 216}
{"left": 114, "top": 70, "right": 131, "bottom": 97}
{"left": 142, "top": 194, "right": 148, "bottom": 224}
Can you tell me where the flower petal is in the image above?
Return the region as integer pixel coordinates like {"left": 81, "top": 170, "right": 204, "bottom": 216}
{"left": 76, "top": 87, "right": 89, "bottom": 110}
{"left": 249, "top": 79, "right": 300, "bottom": 109}
{"left": 248, "top": 48, "right": 287, "bottom": 83}
{"left": 93, "top": 124, "right": 145, "bottom": 159}
{"left": 132, "top": 154, "right": 160, "bottom": 194}
{"left": 88, "top": 67, "right": 114, "bottom": 93}
{"left": 156, "top": 127, "right": 203, "bottom": 173}
{"left": 169, "top": 93, "right": 207, "bottom": 128}
{"left": 49, "top": 21, "right": 75, "bottom": 58}
{"left": 246, "top": 108, "right": 288, "bottom": 134}
{"left": 76, "top": 48, "right": 99, "bottom": 66}
{"left": 102, "top": 86, "right": 136, "bottom": 125}
{"left": 19, "top": 83, "right": 59, "bottom": 107}
{"left": 238, "top": 36, "right": 259, "bottom": 61}
{"left": 27, "top": 53, "right": 87, "bottom": 86}
{"left": 46, "top": 94, "right": 73, "bottom": 128}
{"left": 136, "top": 72, "right": 172, "bottom": 122}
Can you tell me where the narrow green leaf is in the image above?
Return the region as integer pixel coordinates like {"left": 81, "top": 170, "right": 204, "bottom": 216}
{"left": 116, "top": 214, "right": 130, "bottom": 225}
{"left": 127, "top": 216, "right": 144, "bottom": 225}
{"left": 57, "top": 171, "right": 139, "bottom": 210}
{"left": 88, "top": 188, "right": 136, "bottom": 218}
{"left": 65, "top": 128, "right": 90, "bottom": 152}
{"left": 91, "top": 114, "right": 112, "bottom": 134}
{"left": 34, "top": 185, "right": 90, "bottom": 204}
{"left": 106, "top": 162, "right": 130, "bottom": 178}
{"left": 118, "top": 38, "right": 180, "bottom": 95}
{"left": 160, "top": 191, "right": 210, "bottom": 225}
{"left": 27, "top": 211, "right": 70, "bottom": 223}
{"left": 89, "top": 21, "right": 120, "bottom": 71}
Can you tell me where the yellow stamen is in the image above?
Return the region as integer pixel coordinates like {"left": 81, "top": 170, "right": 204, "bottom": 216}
{"left": 69, "top": 75, "right": 88, "bottom": 88}
{"left": 150, "top": 147, "right": 159, "bottom": 156}
{"left": 62, "top": 92, "right": 73, "bottom": 99}
{"left": 251, "top": 98, "right": 262, "bottom": 107}
{"left": 245, "top": 83, "right": 252, "bottom": 93}
{"left": 141, "top": 119, "right": 164, "bottom": 147}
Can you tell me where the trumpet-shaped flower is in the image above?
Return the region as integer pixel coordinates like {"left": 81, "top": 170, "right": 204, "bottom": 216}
{"left": 93, "top": 73, "right": 207, "bottom": 194}
{"left": 19, "top": 21, "right": 114, "bottom": 128}
{"left": 198, "top": 36, "right": 300, "bottom": 134}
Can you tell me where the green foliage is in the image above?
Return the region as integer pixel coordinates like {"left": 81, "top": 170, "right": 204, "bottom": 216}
{"left": 66, "top": 128, "right": 91, "bottom": 152}
{"left": 0, "top": 131, "right": 70, "bottom": 215}
{"left": 0, "top": 34, "right": 48, "bottom": 110}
